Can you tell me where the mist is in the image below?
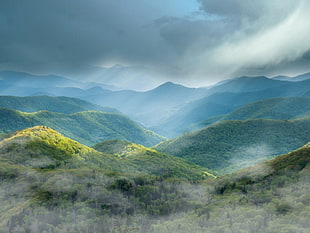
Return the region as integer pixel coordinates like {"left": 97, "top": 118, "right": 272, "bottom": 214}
{"left": 1, "top": 153, "right": 308, "bottom": 232}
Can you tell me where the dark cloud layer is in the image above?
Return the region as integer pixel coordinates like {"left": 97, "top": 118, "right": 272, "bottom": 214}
{"left": 1, "top": 0, "right": 310, "bottom": 86}
{"left": 0, "top": 0, "right": 164, "bottom": 63}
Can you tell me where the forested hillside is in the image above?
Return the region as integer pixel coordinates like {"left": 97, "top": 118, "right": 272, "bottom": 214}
{"left": 154, "top": 118, "right": 310, "bottom": 174}
{"left": 0, "top": 108, "right": 164, "bottom": 147}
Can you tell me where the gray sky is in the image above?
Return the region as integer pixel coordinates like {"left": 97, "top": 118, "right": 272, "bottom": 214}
{"left": 1, "top": 0, "right": 310, "bottom": 87}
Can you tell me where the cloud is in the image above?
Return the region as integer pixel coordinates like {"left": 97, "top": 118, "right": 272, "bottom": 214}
{"left": 0, "top": 1, "right": 170, "bottom": 63}
{"left": 0, "top": 0, "right": 310, "bottom": 85}
{"left": 186, "top": 0, "right": 310, "bottom": 81}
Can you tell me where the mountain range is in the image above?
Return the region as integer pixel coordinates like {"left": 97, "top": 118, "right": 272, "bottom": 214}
{"left": 154, "top": 78, "right": 310, "bottom": 137}
{"left": 0, "top": 67, "right": 309, "bottom": 232}
{"left": 1, "top": 71, "right": 310, "bottom": 138}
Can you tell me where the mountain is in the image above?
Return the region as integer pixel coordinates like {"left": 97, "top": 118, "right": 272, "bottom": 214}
{"left": 207, "top": 76, "right": 286, "bottom": 94}
{"left": 153, "top": 99, "right": 235, "bottom": 138}
{"left": 156, "top": 78, "right": 310, "bottom": 137}
{"left": 0, "top": 70, "right": 78, "bottom": 87}
{"left": 197, "top": 97, "right": 310, "bottom": 127}
{"left": 0, "top": 108, "right": 165, "bottom": 147}
{"left": 0, "top": 70, "right": 114, "bottom": 97}
{"left": 85, "top": 64, "right": 162, "bottom": 91}
{"left": 85, "top": 81, "right": 207, "bottom": 127}
{"left": 154, "top": 118, "right": 310, "bottom": 174}
{"left": 272, "top": 72, "right": 310, "bottom": 82}
{"left": 0, "top": 70, "right": 119, "bottom": 91}
{"left": 0, "top": 95, "right": 118, "bottom": 114}
{"left": 0, "top": 70, "right": 208, "bottom": 127}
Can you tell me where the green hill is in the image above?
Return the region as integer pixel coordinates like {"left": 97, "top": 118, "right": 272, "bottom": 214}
{"left": 154, "top": 118, "right": 310, "bottom": 174}
{"left": 93, "top": 140, "right": 214, "bottom": 179}
{"left": 0, "top": 108, "right": 165, "bottom": 147}
{"left": 0, "top": 95, "right": 118, "bottom": 114}
{"left": 0, "top": 126, "right": 97, "bottom": 168}
{"left": 0, "top": 126, "right": 208, "bottom": 179}
{"left": 197, "top": 97, "right": 310, "bottom": 127}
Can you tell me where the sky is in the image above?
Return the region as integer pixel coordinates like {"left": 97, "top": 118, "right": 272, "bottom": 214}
{"left": 1, "top": 0, "right": 310, "bottom": 88}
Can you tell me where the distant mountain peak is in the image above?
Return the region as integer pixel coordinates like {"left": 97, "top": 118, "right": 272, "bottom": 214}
{"left": 154, "top": 81, "right": 187, "bottom": 90}
{"left": 234, "top": 75, "right": 269, "bottom": 81}
{"left": 111, "top": 64, "right": 125, "bottom": 69}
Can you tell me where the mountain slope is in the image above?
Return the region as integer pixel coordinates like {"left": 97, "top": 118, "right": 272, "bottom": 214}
{"left": 197, "top": 97, "right": 310, "bottom": 127}
{"left": 220, "top": 97, "right": 310, "bottom": 120}
{"left": 85, "top": 81, "right": 207, "bottom": 126}
{"left": 0, "top": 70, "right": 77, "bottom": 87}
{"left": 153, "top": 100, "right": 234, "bottom": 138}
{"left": 0, "top": 70, "right": 208, "bottom": 127}
{"left": 0, "top": 95, "right": 118, "bottom": 114}
{"left": 93, "top": 140, "right": 213, "bottom": 179}
{"left": 208, "top": 76, "right": 286, "bottom": 93}
{"left": 0, "top": 109, "right": 165, "bottom": 147}
{"left": 0, "top": 126, "right": 207, "bottom": 179}
{"left": 0, "top": 70, "right": 113, "bottom": 97}
{"left": 272, "top": 72, "right": 310, "bottom": 81}
{"left": 0, "top": 126, "right": 96, "bottom": 168}
{"left": 154, "top": 118, "right": 310, "bottom": 174}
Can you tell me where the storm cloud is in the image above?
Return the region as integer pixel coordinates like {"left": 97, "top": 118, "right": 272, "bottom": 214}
{"left": 0, "top": 0, "right": 310, "bottom": 85}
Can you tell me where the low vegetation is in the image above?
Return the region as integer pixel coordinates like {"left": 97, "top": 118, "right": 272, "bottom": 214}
{"left": 0, "top": 126, "right": 308, "bottom": 232}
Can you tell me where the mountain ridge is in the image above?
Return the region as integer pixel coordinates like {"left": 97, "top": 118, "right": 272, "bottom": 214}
{"left": 0, "top": 108, "right": 165, "bottom": 147}
{"left": 196, "top": 97, "right": 310, "bottom": 128}
{"left": 0, "top": 95, "right": 118, "bottom": 114}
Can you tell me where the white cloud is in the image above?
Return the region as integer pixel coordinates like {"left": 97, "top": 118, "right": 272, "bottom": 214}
{"left": 182, "top": 0, "right": 310, "bottom": 84}
{"left": 211, "top": 1, "right": 310, "bottom": 73}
